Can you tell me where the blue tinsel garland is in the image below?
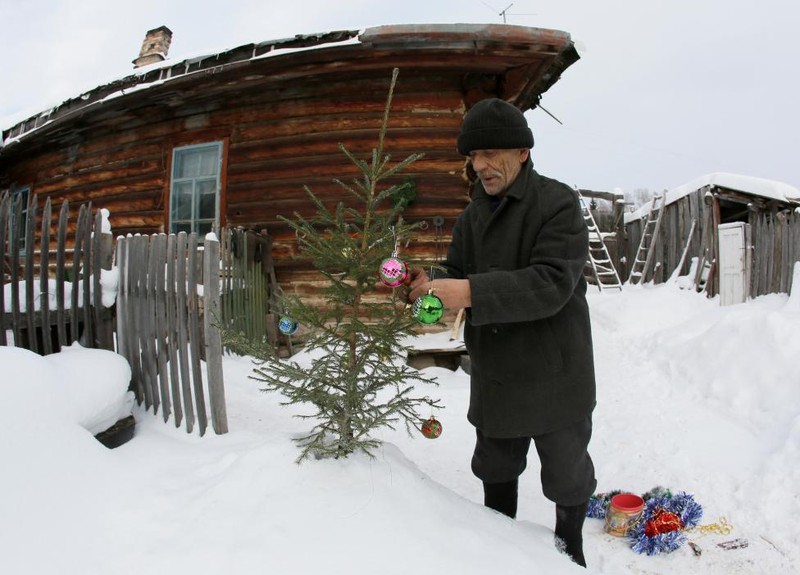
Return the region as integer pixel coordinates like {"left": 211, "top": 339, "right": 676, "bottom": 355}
{"left": 628, "top": 492, "right": 703, "bottom": 555}
{"left": 586, "top": 487, "right": 704, "bottom": 555}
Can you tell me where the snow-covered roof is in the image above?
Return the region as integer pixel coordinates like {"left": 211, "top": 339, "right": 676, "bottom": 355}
{"left": 1, "top": 24, "right": 577, "bottom": 149}
{"left": 625, "top": 172, "right": 800, "bottom": 222}
{"left": 1, "top": 29, "right": 363, "bottom": 147}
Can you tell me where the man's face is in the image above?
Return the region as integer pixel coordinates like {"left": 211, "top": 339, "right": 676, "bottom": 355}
{"left": 468, "top": 148, "right": 529, "bottom": 196}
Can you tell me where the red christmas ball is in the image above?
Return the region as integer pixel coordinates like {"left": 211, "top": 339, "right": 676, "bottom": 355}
{"left": 421, "top": 417, "right": 443, "bottom": 439}
{"left": 644, "top": 509, "right": 684, "bottom": 538}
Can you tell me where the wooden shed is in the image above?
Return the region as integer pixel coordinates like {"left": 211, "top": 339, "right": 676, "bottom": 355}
{"left": 0, "top": 23, "right": 580, "bottom": 305}
{"left": 624, "top": 172, "right": 800, "bottom": 298}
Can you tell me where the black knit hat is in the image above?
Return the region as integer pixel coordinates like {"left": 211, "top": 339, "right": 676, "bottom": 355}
{"left": 456, "top": 98, "right": 534, "bottom": 155}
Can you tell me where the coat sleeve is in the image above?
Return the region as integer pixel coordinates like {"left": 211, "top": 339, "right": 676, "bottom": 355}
{"left": 468, "top": 188, "right": 588, "bottom": 326}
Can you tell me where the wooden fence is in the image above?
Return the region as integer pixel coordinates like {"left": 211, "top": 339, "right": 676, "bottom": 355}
{"left": 4, "top": 189, "right": 298, "bottom": 438}
{"left": 219, "top": 226, "right": 288, "bottom": 354}
{"left": 116, "top": 232, "right": 227, "bottom": 436}
{"left": 751, "top": 209, "right": 800, "bottom": 296}
{"left": 1, "top": 191, "right": 114, "bottom": 352}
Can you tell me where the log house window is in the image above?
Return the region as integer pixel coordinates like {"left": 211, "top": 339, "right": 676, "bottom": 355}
{"left": 10, "top": 186, "right": 30, "bottom": 253}
{"left": 169, "top": 142, "right": 222, "bottom": 236}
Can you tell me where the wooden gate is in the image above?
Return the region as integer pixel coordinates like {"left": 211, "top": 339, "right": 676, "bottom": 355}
{"left": 115, "top": 232, "right": 227, "bottom": 435}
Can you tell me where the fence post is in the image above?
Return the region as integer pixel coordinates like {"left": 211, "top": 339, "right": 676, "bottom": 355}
{"left": 203, "top": 235, "right": 228, "bottom": 434}
{"left": 0, "top": 192, "right": 9, "bottom": 346}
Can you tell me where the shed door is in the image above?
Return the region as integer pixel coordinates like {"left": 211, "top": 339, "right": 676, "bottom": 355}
{"left": 718, "top": 222, "right": 751, "bottom": 306}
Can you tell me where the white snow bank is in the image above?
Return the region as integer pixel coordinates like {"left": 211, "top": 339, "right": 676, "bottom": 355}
{"left": 42, "top": 343, "right": 134, "bottom": 434}
{"left": 1, "top": 344, "right": 133, "bottom": 435}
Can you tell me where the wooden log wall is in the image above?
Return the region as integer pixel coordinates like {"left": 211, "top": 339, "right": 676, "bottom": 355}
{"left": 1, "top": 191, "right": 114, "bottom": 353}
{"left": 116, "top": 232, "right": 227, "bottom": 435}
{"left": 1, "top": 69, "right": 471, "bottom": 312}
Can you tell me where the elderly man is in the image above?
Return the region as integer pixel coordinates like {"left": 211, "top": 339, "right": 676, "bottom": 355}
{"left": 407, "top": 98, "right": 597, "bottom": 567}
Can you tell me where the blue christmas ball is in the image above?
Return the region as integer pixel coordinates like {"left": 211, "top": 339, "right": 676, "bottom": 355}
{"left": 278, "top": 316, "right": 299, "bottom": 335}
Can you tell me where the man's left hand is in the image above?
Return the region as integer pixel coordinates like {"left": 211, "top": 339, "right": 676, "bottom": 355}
{"left": 409, "top": 278, "right": 471, "bottom": 311}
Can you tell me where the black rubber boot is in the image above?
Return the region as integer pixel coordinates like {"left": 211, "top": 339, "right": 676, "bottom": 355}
{"left": 555, "top": 501, "right": 588, "bottom": 567}
{"left": 483, "top": 479, "right": 518, "bottom": 519}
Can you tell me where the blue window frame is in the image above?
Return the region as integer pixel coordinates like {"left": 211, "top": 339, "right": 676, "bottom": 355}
{"left": 170, "top": 142, "right": 222, "bottom": 236}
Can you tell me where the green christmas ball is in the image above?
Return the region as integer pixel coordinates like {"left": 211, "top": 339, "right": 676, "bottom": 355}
{"left": 413, "top": 293, "right": 444, "bottom": 324}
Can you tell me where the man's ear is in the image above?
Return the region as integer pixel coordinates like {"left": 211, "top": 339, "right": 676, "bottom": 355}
{"left": 520, "top": 149, "right": 530, "bottom": 163}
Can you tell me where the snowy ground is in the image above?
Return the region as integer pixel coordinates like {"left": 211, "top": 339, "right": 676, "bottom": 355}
{"left": 2, "top": 282, "right": 798, "bottom": 574}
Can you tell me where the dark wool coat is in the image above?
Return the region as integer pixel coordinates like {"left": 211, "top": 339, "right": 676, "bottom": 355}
{"left": 439, "top": 162, "right": 596, "bottom": 438}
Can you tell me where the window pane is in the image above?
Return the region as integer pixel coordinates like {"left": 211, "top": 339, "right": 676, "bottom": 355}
{"left": 197, "top": 179, "right": 217, "bottom": 219}
{"left": 196, "top": 221, "right": 213, "bottom": 236}
{"left": 172, "top": 181, "right": 194, "bottom": 221}
{"left": 174, "top": 146, "right": 218, "bottom": 178}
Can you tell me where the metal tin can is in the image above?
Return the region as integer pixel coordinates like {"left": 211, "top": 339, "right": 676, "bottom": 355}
{"left": 604, "top": 493, "right": 645, "bottom": 537}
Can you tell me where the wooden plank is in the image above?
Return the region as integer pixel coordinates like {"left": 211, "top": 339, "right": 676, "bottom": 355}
{"left": 145, "top": 234, "right": 161, "bottom": 414}
{"left": 115, "top": 238, "right": 130, "bottom": 389}
{"left": 176, "top": 232, "right": 195, "bottom": 433}
{"left": 166, "top": 233, "right": 183, "bottom": 428}
{"left": 203, "top": 236, "right": 228, "bottom": 434}
{"left": 91, "top": 211, "right": 103, "bottom": 346}
{"left": 70, "top": 204, "right": 86, "bottom": 344}
{"left": 24, "top": 197, "right": 37, "bottom": 353}
{"left": 154, "top": 233, "right": 171, "bottom": 422}
{"left": 39, "top": 199, "right": 53, "bottom": 355}
{"left": 668, "top": 219, "right": 697, "bottom": 283}
{"left": 91, "top": 211, "right": 115, "bottom": 350}
{"left": 80, "top": 204, "right": 94, "bottom": 347}
{"left": 0, "top": 192, "right": 9, "bottom": 346}
{"left": 136, "top": 236, "right": 154, "bottom": 409}
{"left": 126, "top": 237, "right": 146, "bottom": 404}
{"left": 55, "top": 201, "right": 70, "bottom": 348}
{"left": 775, "top": 212, "right": 786, "bottom": 294}
{"left": 187, "top": 233, "right": 208, "bottom": 435}
{"left": 10, "top": 194, "right": 23, "bottom": 347}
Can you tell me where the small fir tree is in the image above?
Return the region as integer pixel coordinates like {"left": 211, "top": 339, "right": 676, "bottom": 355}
{"left": 229, "top": 68, "right": 441, "bottom": 462}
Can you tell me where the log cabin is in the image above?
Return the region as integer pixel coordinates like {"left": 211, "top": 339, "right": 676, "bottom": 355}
{"left": 0, "top": 23, "right": 580, "bottom": 310}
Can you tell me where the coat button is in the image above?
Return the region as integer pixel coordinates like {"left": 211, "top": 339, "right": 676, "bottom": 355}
{"left": 491, "top": 327, "right": 498, "bottom": 334}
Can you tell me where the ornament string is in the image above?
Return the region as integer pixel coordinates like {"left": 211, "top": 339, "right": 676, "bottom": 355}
{"left": 390, "top": 226, "right": 399, "bottom": 258}
{"left": 686, "top": 516, "right": 733, "bottom": 538}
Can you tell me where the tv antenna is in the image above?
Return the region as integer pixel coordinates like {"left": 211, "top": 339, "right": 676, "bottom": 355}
{"left": 482, "top": 2, "right": 536, "bottom": 23}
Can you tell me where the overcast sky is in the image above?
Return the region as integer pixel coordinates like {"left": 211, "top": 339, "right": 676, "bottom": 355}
{"left": 1, "top": 0, "right": 797, "bottom": 195}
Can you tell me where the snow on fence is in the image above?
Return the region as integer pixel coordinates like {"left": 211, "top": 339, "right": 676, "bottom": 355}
{"left": 115, "top": 232, "right": 227, "bottom": 436}
{"left": 1, "top": 191, "right": 114, "bottom": 353}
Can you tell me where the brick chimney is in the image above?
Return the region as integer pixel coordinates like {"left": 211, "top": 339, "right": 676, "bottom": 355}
{"left": 133, "top": 26, "right": 173, "bottom": 68}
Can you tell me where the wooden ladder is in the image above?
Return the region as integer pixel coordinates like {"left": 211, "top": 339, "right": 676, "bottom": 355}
{"left": 627, "top": 194, "right": 667, "bottom": 285}
{"left": 578, "top": 192, "right": 622, "bottom": 291}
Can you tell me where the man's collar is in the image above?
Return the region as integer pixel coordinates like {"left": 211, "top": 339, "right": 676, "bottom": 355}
{"left": 499, "top": 160, "right": 532, "bottom": 201}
